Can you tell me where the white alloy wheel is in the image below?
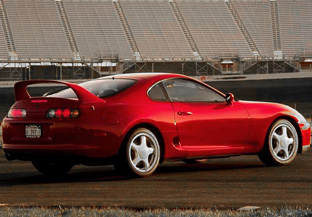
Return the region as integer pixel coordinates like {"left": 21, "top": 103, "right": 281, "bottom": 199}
{"left": 259, "top": 119, "right": 299, "bottom": 166}
{"left": 268, "top": 119, "right": 298, "bottom": 164}
{"left": 126, "top": 128, "right": 160, "bottom": 177}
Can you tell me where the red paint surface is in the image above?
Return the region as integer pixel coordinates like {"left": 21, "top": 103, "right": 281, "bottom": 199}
{"left": 2, "top": 73, "right": 310, "bottom": 161}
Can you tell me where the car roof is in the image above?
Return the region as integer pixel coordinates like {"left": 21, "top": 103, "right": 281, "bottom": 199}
{"left": 97, "top": 72, "right": 186, "bottom": 81}
{"left": 94, "top": 72, "right": 226, "bottom": 98}
{"left": 97, "top": 73, "right": 226, "bottom": 97}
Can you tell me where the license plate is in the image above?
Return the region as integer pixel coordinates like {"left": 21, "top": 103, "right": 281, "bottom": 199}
{"left": 25, "top": 125, "right": 42, "bottom": 138}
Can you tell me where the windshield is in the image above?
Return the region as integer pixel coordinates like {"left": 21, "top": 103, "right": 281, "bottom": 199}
{"left": 47, "top": 79, "right": 136, "bottom": 98}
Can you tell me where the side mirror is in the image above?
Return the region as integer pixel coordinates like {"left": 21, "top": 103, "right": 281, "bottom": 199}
{"left": 226, "top": 93, "right": 235, "bottom": 104}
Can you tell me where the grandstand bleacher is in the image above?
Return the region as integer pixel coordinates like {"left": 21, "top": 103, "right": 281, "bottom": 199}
{"left": 121, "top": 0, "right": 193, "bottom": 60}
{"left": 278, "top": 0, "right": 312, "bottom": 57}
{"left": 0, "top": 23, "right": 8, "bottom": 60}
{"left": 0, "top": 0, "right": 311, "bottom": 79}
{"left": 5, "top": 0, "right": 72, "bottom": 60}
{"left": 176, "top": 0, "right": 253, "bottom": 58}
{"left": 63, "top": 0, "right": 133, "bottom": 60}
{"left": 232, "top": 0, "right": 274, "bottom": 58}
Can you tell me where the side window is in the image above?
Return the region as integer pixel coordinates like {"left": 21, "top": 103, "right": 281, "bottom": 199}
{"left": 148, "top": 83, "right": 167, "bottom": 101}
{"left": 163, "top": 79, "right": 225, "bottom": 102}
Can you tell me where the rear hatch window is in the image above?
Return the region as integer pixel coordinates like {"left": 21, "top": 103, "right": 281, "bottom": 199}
{"left": 47, "top": 79, "right": 136, "bottom": 99}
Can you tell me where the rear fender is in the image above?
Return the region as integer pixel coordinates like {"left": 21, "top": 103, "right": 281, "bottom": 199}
{"left": 14, "top": 80, "right": 104, "bottom": 104}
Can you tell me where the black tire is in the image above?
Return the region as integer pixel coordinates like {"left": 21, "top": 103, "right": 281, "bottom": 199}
{"left": 114, "top": 128, "right": 161, "bottom": 178}
{"left": 32, "top": 159, "right": 73, "bottom": 177}
{"left": 258, "top": 119, "right": 299, "bottom": 166}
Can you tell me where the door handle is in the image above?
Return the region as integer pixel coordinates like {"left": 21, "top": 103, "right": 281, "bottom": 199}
{"left": 177, "top": 111, "right": 193, "bottom": 116}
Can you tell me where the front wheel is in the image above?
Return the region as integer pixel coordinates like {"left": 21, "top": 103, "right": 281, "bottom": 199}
{"left": 32, "top": 159, "right": 73, "bottom": 177}
{"left": 115, "top": 128, "right": 161, "bottom": 177}
{"left": 258, "top": 119, "right": 299, "bottom": 166}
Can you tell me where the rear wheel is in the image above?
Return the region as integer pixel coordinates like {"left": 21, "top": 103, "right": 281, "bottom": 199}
{"left": 258, "top": 119, "right": 299, "bottom": 166}
{"left": 32, "top": 159, "right": 73, "bottom": 177}
{"left": 115, "top": 128, "right": 161, "bottom": 177}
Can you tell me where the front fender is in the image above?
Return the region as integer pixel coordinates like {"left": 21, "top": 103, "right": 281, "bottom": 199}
{"left": 240, "top": 101, "right": 309, "bottom": 154}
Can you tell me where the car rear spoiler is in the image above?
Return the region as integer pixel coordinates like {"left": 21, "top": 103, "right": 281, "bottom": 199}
{"left": 14, "top": 80, "right": 104, "bottom": 104}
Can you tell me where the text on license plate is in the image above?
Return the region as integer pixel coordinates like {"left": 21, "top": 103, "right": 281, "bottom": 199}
{"left": 25, "top": 125, "right": 42, "bottom": 138}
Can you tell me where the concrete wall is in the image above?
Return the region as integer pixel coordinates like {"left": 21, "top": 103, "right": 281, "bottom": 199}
{"left": 209, "top": 78, "right": 312, "bottom": 118}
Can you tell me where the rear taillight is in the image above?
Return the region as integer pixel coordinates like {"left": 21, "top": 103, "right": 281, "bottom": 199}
{"left": 46, "top": 109, "right": 79, "bottom": 118}
{"left": 8, "top": 109, "right": 26, "bottom": 118}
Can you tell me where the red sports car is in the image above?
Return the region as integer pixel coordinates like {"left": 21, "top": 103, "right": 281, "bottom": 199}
{"left": 1, "top": 73, "right": 311, "bottom": 177}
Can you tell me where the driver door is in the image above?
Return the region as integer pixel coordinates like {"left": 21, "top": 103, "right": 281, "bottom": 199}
{"left": 163, "top": 78, "right": 249, "bottom": 154}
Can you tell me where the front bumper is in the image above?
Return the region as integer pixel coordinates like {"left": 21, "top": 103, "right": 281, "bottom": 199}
{"left": 302, "top": 144, "right": 310, "bottom": 154}
{"left": 300, "top": 123, "right": 311, "bottom": 154}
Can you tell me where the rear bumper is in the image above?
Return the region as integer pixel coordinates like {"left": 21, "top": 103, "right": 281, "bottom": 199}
{"left": 3, "top": 143, "right": 116, "bottom": 160}
{"left": 2, "top": 118, "right": 122, "bottom": 160}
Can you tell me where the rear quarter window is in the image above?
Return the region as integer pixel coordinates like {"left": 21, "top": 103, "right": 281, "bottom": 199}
{"left": 148, "top": 83, "right": 167, "bottom": 101}
{"left": 48, "top": 79, "right": 136, "bottom": 98}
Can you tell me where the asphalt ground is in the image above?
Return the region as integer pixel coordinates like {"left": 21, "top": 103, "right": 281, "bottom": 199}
{"left": 0, "top": 149, "right": 311, "bottom": 209}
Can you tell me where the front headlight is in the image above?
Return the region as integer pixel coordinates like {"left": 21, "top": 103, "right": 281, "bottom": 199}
{"left": 302, "top": 122, "right": 311, "bottom": 130}
{"left": 286, "top": 105, "right": 310, "bottom": 130}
